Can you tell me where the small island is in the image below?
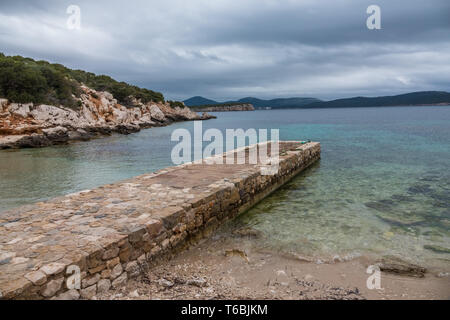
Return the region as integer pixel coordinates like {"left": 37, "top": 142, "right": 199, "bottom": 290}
{"left": 188, "top": 103, "right": 255, "bottom": 112}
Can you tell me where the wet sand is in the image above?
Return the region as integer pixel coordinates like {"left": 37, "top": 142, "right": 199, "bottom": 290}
{"left": 99, "top": 229, "right": 450, "bottom": 300}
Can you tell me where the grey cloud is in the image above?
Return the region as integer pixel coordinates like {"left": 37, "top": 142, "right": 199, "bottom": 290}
{"left": 0, "top": 0, "right": 449, "bottom": 101}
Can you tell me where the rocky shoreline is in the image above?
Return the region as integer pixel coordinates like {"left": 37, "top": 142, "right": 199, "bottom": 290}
{"left": 0, "top": 86, "right": 215, "bottom": 149}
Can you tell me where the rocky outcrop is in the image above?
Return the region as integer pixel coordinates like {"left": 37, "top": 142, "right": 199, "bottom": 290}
{"left": 189, "top": 104, "right": 255, "bottom": 112}
{"left": 376, "top": 260, "right": 427, "bottom": 278}
{"left": 0, "top": 87, "right": 215, "bottom": 149}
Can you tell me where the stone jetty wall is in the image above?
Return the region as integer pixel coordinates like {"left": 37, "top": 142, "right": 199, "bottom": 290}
{"left": 0, "top": 141, "right": 320, "bottom": 299}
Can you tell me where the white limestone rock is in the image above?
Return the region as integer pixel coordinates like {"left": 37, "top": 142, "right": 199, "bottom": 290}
{"left": 150, "top": 105, "right": 166, "bottom": 122}
{"left": 9, "top": 103, "right": 32, "bottom": 118}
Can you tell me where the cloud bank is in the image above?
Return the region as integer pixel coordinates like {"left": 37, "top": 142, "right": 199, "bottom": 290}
{"left": 0, "top": 0, "right": 449, "bottom": 100}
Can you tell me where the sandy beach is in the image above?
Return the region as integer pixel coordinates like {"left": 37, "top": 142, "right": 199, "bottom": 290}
{"left": 98, "top": 227, "right": 450, "bottom": 300}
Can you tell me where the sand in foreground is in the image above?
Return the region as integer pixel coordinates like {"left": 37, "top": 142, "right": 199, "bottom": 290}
{"left": 99, "top": 231, "right": 450, "bottom": 300}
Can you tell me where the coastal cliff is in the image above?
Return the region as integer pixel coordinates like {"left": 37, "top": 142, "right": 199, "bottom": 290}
{"left": 0, "top": 86, "right": 214, "bottom": 149}
{"left": 189, "top": 103, "right": 255, "bottom": 112}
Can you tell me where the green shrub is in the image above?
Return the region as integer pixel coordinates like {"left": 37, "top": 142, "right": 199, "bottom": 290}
{"left": 0, "top": 53, "right": 165, "bottom": 109}
{"left": 168, "top": 100, "right": 185, "bottom": 108}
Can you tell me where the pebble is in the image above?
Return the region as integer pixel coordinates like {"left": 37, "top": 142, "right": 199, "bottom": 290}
{"left": 187, "top": 278, "right": 207, "bottom": 287}
{"left": 304, "top": 274, "right": 314, "bottom": 281}
{"left": 129, "top": 290, "right": 140, "bottom": 298}
{"left": 276, "top": 270, "right": 287, "bottom": 277}
{"left": 157, "top": 278, "right": 174, "bottom": 288}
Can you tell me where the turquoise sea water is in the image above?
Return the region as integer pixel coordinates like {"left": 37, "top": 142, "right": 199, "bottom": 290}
{"left": 1, "top": 106, "right": 449, "bottom": 270}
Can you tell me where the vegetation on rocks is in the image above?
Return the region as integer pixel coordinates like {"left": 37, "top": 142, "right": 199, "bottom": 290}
{"left": 167, "top": 100, "right": 185, "bottom": 108}
{"left": 0, "top": 53, "right": 165, "bottom": 109}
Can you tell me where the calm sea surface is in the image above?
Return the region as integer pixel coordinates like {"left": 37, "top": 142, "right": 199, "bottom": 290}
{"left": 1, "top": 106, "right": 449, "bottom": 270}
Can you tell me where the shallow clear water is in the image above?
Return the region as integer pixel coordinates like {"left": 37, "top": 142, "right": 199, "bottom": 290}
{"left": 1, "top": 106, "right": 449, "bottom": 270}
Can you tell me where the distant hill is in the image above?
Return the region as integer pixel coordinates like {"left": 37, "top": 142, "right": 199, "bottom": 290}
{"left": 183, "top": 96, "right": 321, "bottom": 109}
{"left": 183, "top": 96, "right": 219, "bottom": 106}
{"left": 189, "top": 103, "right": 255, "bottom": 112}
{"left": 234, "top": 97, "right": 321, "bottom": 109}
{"left": 184, "top": 92, "right": 450, "bottom": 110}
{"left": 305, "top": 91, "right": 450, "bottom": 109}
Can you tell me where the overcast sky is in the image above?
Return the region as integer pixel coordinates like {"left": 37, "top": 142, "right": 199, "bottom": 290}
{"left": 0, "top": 0, "right": 449, "bottom": 101}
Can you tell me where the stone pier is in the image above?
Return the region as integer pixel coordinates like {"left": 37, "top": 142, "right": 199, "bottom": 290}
{"left": 0, "top": 141, "right": 320, "bottom": 299}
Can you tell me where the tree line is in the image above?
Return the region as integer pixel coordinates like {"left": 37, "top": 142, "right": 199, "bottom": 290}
{"left": 0, "top": 53, "right": 165, "bottom": 109}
